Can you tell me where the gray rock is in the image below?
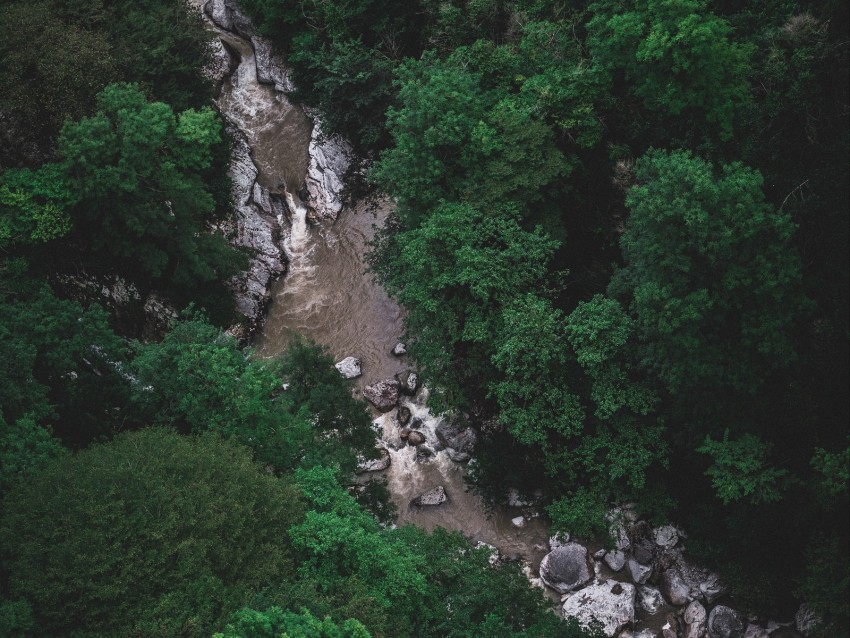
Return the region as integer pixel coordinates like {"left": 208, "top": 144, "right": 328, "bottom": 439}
{"left": 604, "top": 550, "right": 626, "bottom": 572}
{"left": 507, "top": 488, "right": 533, "bottom": 507}
{"left": 397, "top": 406, "right": 412, "bottom": 426}
{"left": 221, "top": 124, "right": 285, "bottom": 332}
{"left": 305, "top": 119, "right": 351, "bottom": 222}
{"left": 628, "top": 559, "right": 652, "bottom": 584}
{"left": 562, "top": 580, "right": 636, "bottom": 638}
{"left": 594, "top": 549, "right": 607, "bottom": 560}
{"left": 708, "top": 605, "right": 746, "bottom": 638}
{"left": 699, "top": 572, "right": 725, "bottom": 604}
{"left": 511, "top": 516, "right": 526, "bottom": 528}
{"left": 411, "top": 485, "right": 447, "bottom": 507}
{"left": 391, "top": 342, "right": 407, "bottom": 356}
{"left": 743, "top": 625, "right": 769, "bottom": 638}
{"left": 637, "top": 585, "right": 665, "bottom": 614}
{"left": 660, "top": 568, "right": 693, "bottom": 606}
{"left": 446, "top": 448, "right": 471, "bottom": 463}
{"left": 251, "top": 35, "right": 294, "bottom": 93}
{"left": 654, "top": 525, "right": 680, "bottom": 549}
{"left": 202, "top": 37, "right": 236, "bottom": 87}
{"left": 363, "top": 379, "right": 400, "bottom": 412}
{"left": 406, "top": 430, "right": 426, "bottom": 446}
{"left": 334, "top": 356, "right": 362, "bottom": 379}
{"left": 395, "top": 369, "right": 419, "bottom": 395}
{"left": 355, "top": 447, "right": 390, "bottom": 473}
{"left": 539, "top": 543, "right": 594, "bottom": 594}
{"left": 415, "top": 446, "right": 434, "bottom": 462}
{"left": 684, "top": 601, "right": 707, "bottom": 638}
{"left": 795, "top": 604, "right": 821, "bottom": 637}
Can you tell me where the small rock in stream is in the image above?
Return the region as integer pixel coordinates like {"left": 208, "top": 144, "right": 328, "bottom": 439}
{"left": 391, "top": 342, "right": 407, "bottom": 356}
{"left": 397, "top": 405, "right": 412, "bottom": 426}
{"left": 411, "top": 485, "right": 447, "bottom": 507}
{"left": 395, "top": 369, "right": 419, "bottom": 395}
{"left": 334, "top": 356, "right": 361, "bottom": 379}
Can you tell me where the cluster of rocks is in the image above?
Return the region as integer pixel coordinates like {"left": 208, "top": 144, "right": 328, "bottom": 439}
{"left": 531, "top": 511, "right": 810, "bottom": 638}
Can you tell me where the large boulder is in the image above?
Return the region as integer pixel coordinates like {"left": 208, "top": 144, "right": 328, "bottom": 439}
{"left": 654, "top": 525, "right": 680, "bottom": 549}
{"left": 660, "top": 567, "right": 693, "bottom": 606}
{"left": 305, "top": 119, "right": 351, "bottom": 222}
{"left": 355, "top": 447, "right": 390, "bottom": 473}
{"left": 204, "top": 0, "right": 233, "bottom": 30}
{"left": 411, "top": 485, "right": 447, "bottom": 507}
{"left": 251, "top": 35, "right": 294, "bottom": 93}
{"left": 395, "top": 369, "right": 419, "bottom": 395}
{"left": 539, "top": 542, "right": 594, "bottom": 593}
{"left": 708, "top": 605, "right": 746, "bottom": 638}
{"left": 683, "top": 601, "right": 707, "bottom": 638}
{"left": 435, "top": 419, "right": 477, "bottom": 455}
{"left": 562, "top": 580, "right": 636, "bottom": 638}
{"left": 363, "top": 379, "right": 400, "bottom": 412}
{"left": 334, "top": 356, "right": 362, "bottom": 379}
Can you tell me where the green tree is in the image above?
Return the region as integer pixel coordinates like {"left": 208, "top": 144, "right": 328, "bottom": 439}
{"left": 214, "top": 607, "right": 371, "bottom": 638}
{"left": 0, "top": 429, "right": 305, "bottom": 638}
{"left": 587, "top": 0, "right": 753, "bottom": 140}
{"left": 609, "top": 149, "right": 806, "bottom": 397}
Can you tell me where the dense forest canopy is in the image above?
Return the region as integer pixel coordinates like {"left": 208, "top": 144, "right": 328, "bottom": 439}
{"left": 0, "top": 0, "right": 847, "bottom": 636}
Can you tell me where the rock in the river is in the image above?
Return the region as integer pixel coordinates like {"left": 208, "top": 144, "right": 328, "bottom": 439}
{"left": 202, "top": 37, "right": 236, "bottom": 87}
{"left": 654, "top": 525, "right": 680, "bottom": 549}
{"left": 355, "top": 447, "right": 390, "bottom": 473}
{"left": 363, "top": 379, "right": 400, "bottom": 412}
{"left": 416, "top": 446, "right": 434, "bottom": 462}
{"left": 305, "top": 119, "right": 351, "bottom": 222}
{"left": 411, "top": 485, "right": 447, "bottom": 507}
{"left": 406, "top": 430, "right": 426, "bottom": 446}
{"left": 391, "top": 342, "right": 407, "bottom": 356}
{"left": 708, "top": 605, "right": 746, "bottom": 638}
{"left": 511, "top": 516, "right": 526, "bottom": 528}
{"left": 397, "top": 406, "right": 412, "bottom": 426}
{"left": 637, "top": 585, "right": 665, "bottom": 614}
{"left": 395, "top": 369, "right": 419, "bottom": 395}
{"left": 334, "top": 356, "right": 362, "bottom": 379}
{"left": 251, "top": 35, "right": 294, "bottom": 93}
{"left": 684, "top": 600, "right": 707, "bottom": 638}
{"left": 660, "top": 567, "right": 693, "bottom": 606}
{"left": 221, "top": 124, "right": 285, "bottom": 333}
{"left": 795, "top": 604, "right": 821, "bottom": 637}
{"left": 562, "top": 580, "right": 636, "bottom": 638}
{"left": 435, "top": 419, "right": 477, "bottom": 455}
{"left": 628, "top": 559, "right": 652, "bottom": 584}
{"left": 604, "top": 550, "right": 626, "bottom": 572}
{"left": 539, "top": 542, "right": 594, "bottom": 593}
{"left": 744, "top": 625, "right": 769, "bottom": 638}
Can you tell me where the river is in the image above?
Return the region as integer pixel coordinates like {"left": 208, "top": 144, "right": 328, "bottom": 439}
{"left": 193, "top": 0, "right": 553, "bottom": 573}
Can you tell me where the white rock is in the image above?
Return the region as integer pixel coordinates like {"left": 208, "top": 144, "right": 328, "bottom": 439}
{"left": 391, "top": 342, "right": 407, "bottom": 356}
{"left": 684, "top": 600, "right": 707, "bottom": 638}
{"left": 334, "top": 356, "right": 362, "bottom": 379}
{"left": 251, "top": 35, "right": 295, "bottom": 93}
{"left": 507, "top": 488, "right": 533, "bottom": 507}
{"left": 355, "top": 447, "right": 390, "bottom": 473}
{"left": 511, "top": 516, "right": 526, "bottom": 528}
{"left": 637, "top": 585, "right": 665, "bottom": 614}
{"left": 563, "top": 580, "right": 636, "bottom": 638}
{"left": 411, "top": 485, "right": 447, "bottom": 507}
{"left": 305, "top": 119, "right": 351, "bottom": 222}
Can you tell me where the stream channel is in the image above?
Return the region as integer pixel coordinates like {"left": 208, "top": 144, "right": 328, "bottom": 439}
{"left": 193, "top": 1, "right": 553, "bottom": 575}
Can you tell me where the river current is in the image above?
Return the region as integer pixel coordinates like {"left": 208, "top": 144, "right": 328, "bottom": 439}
{"left": 194, "top": 0, "right": 551, "bottom": 575}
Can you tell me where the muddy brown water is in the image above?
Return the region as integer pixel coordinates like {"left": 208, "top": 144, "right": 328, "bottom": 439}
{"left": 196, "top": 3, "right": 554, "bottom": 569}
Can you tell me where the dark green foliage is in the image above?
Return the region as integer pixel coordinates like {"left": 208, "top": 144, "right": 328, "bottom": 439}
{"left": 131, "top": 317, "right": 376, "bottom": 473}
{"left": 214, "top": 608, "right": 371, "bottom": 638}
{"left": 609, "top": 149, "right": 806, "bottom": 397}
{"left": 0, "top": 429, "right": 305, "bottom": 638}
